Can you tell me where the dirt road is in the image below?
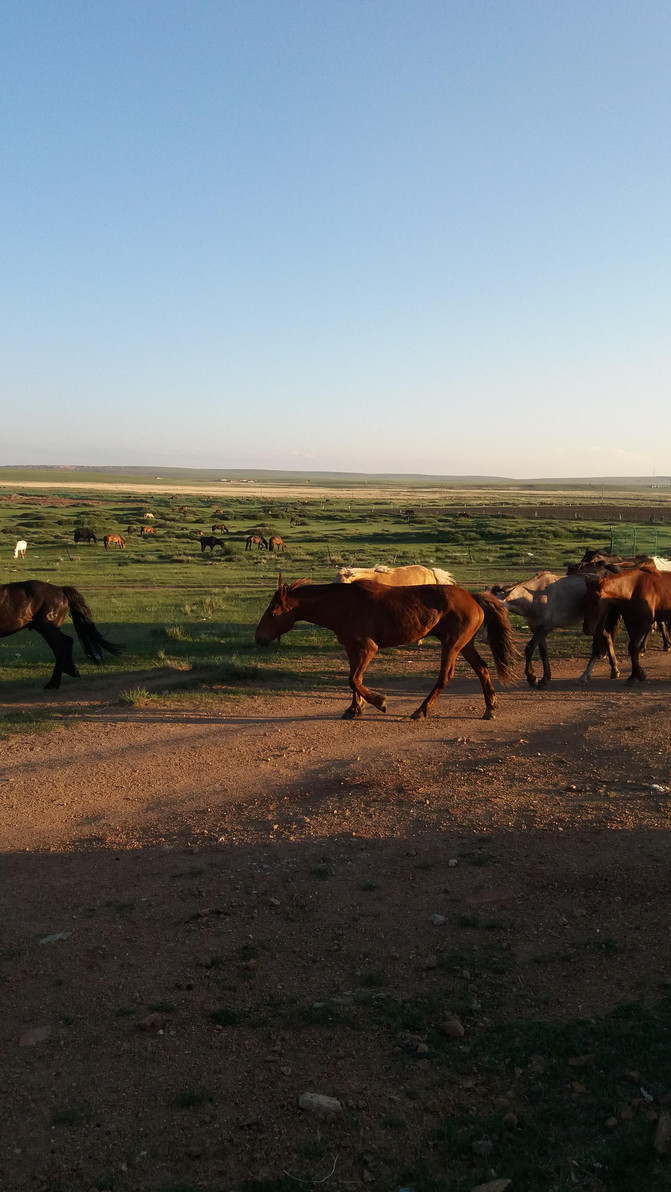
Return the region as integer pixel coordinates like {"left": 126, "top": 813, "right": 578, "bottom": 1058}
{"left": 3, "top": 658, "right": 671, "bottom": 1190}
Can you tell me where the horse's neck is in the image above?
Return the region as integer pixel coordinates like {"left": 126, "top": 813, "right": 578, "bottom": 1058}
{"left": 290, "top": 586, "right": 339, "bottom": 630}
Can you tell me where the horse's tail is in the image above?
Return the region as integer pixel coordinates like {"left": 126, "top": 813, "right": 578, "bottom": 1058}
{"left": 432, "top": 567, "right": 455, "bottom": 585}
{"left": 61, "top": 586, "right": 123, "bottom": 665}
{"left": 473, "top": 592, "right": 518, "bottom": 684}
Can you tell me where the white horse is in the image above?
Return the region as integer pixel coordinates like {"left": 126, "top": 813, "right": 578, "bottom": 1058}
{"left": 491, "top": 570, "right": 620, "bottom": 687}
{"left": 13, "top": 540, "right": 27, "bottom": 560}
{"left": 335, "top": 563, "right": 455, "bottom": 586}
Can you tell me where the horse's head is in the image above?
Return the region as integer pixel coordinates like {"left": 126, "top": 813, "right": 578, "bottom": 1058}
{"left": 254, "top": 575, "right": 310, "bottom": 646}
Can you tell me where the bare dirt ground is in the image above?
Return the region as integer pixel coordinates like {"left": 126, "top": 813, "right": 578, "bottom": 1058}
{"left": 3, "top": 653, "right": 671, "bottom": 1191}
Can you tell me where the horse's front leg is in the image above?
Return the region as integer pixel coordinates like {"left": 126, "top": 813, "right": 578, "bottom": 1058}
{"left": 411, "top": 636, "right": 461, "bottom": 719}
{"left": 342, "top": 639, "right": 381, "bottom": 719}
{"left": 657, "top": 620, "right": 671, "bottom": 652}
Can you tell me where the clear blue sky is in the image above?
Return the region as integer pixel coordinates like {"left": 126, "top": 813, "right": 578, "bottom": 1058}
{"left": 2, "top": 1, "right": 670, "bottom": 476}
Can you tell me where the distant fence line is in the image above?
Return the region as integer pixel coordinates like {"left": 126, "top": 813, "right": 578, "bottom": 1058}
{"left": 440, "top": 505, "right": 671, "bottom": 522}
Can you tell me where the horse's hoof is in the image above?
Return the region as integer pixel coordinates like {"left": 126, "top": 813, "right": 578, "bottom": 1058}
{"left": 410, "top": 707, "right": 427, "bottom": 720}
{"left": 526, "top": 677, "right": 537, "bottom": 688}
{"left": 537, "top": 680, "right": 549, "bottom": 691}
{"left": 610, "top": 672, "right": 620, "bottom": 680}
{"left": 482, "top": 708, "right": 495, "bottom": 720}
{"left": 44, "top": 681, "right": 60, "bottom": 691}
{"left": 378, "top": 700, "right": 387, "bottom": 714}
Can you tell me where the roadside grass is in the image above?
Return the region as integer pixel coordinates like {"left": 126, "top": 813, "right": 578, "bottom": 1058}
{"left": 0, "top": 708, "right": 66, "bottom": 736}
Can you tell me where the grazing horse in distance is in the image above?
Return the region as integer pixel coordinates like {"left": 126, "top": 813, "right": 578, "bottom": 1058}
{"left": 583, "top": 564, "right": 671, "bottom": 683}
{"left": 0, "top": 579, "right": 121, "bottom": 688}
{"left": 335, "top": 564, "right": 455, "bottom": 586}
{"left": 268, "top": 536, "right": 287, "bottom": 553}
{"left": 140, "top": 526, "right": 156, "bottom": 536}
{"left": 13, "top": 540, "right": 27, "bottom": 560}
{"left": 200, "top": 536, "right": 225, "bottom": 553}
{"left": 255, "top": 577, "right": 516, "bottom": 721}
{"left": 74, "top": 528, "right": 97, "bottom": 545}
{"left": 144, "top": 512, "right": 155, "bottom": 519}
{"left": 104, "top": 534, "right": 125, "bottom": 550}
{"left": 246, "top": 534, "right": 268, "bottom": 551}
{"left": 212, "top": 524, "right": 229, "bottom": 533}
{"left": 491, "top": 570, "right": 621, "bottom": 686}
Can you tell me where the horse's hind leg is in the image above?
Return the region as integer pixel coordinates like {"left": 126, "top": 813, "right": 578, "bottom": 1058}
{"left": 342, "top": 640, "right": 382, "bottom": 719}
{"left": 524, "top": 631, "right": 542, "bottom": 687}
{"left": 536, "top": 634, "right": 552, "bottom": 689}
{"left": 459, "top": 639, "right": 498, "bottom": 719}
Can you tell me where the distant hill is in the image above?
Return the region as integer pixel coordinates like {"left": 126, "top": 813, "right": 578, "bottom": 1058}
{"left": 1, "top": 464, "right": 670, "bottom": 488}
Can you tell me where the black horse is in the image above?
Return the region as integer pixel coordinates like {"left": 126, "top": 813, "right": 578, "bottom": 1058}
{"left": 74, "top": 527, "right": 97, "bottom": 544}
{"left": 200, "top": 536, "right": 225, "bottom": 553}
{"left": 0, "top": 580, "right": 121, "bottom": 689}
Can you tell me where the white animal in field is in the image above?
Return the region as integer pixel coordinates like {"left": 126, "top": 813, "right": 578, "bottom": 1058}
{"left": 490, "top": 570, "right": 619, "bottom": 687}
{"left": 144, "top": 512, "right": 155, "bottom": 519}
{"left": 335, "top": 563, "right": 455, "bottom": 586}
{"left": 13, "top": 540, "right": 27, "bottom": 559}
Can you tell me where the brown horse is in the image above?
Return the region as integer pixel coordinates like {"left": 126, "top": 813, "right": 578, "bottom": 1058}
{"left": 212, "top": 523, "right": 229, "bottom": 533}
{"left": 584, "top": 564, "right": 671, "bottom": 682}
{"left": 255, "top": 577, "right": 516, "bottom": 720}
{"left": 0, "top": 580, "right": 121, "bottom": 689}
{"left": 140, "top": 526, "right": 156, "bottom": 537}
{"left": 246, "top": 534, "right": 268, "bottom": 551}
{"left": 104, "top": 534, "right": 125, "bottom": 550}
{"left": 268, "top": 536, "right": 287, "bottom": 553}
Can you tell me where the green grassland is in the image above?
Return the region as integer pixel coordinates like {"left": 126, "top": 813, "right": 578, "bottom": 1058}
{"left": 2, "top": 484, "right": 671, "bottom": 697}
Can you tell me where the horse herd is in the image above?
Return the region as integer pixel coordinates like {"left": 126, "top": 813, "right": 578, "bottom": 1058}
{"left": 10, "top": 527, "right": 289, "bottom": 559}
{"left": 3, "top": 550, "right": 671, "bottom": 723}
{"left": 255, "top": 552, "right": 671, "bottom": 720}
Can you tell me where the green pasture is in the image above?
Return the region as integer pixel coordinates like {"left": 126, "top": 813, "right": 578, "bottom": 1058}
{"left": 2, "top": 487, "right": 671, "bottom": 698}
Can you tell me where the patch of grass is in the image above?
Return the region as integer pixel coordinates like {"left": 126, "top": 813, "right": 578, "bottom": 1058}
{"left": 359, "top": 968, "right": 388, "bottom": 988}
{"left": 95, "top": 1174, "right": 115, "bottom": 1191}
{"left": 49, "top": 1103, "right": 91, "bottom": 1127}
{"left": 458, "top": 848, "right": 497, "bottom": 866}
{"left": 311, "top": 860, "right": 332, "bottom": 880}
{"left": 119, "top": 686, "right": 153, "bottom": 706}
{"left": 106, "top": 900, "right": 138, "bottom": 917}
{"left": 171, "top": 1087, "right": 212, "bottom": 1109}
{"left": 0, "top": 709, "right": 60, "bottom": 736}
{"left": 207, "top": 1006, "right": 244, "bottom": 1027}
{"left": 359, "top": 880, "right": 379, "bottom": 891}
{"left": 114, "top": 1006, "right": 134, "bottom": 1018}
{"left": 375, "top": 989, "right": 671, "bottom": 1192}
{"left": 148, "top": 1000, "right": 177, "bottom": 1013}
{"left": 1, "top": 945, "right": 22, "bottom": 961}
{"left": 299, "top": 1134, "right": 331, "bottom": 1161}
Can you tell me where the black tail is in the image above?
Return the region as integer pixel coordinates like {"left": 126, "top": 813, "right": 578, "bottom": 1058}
{"left": 473, "top": 592, "right": 518, "bottom": 684}
{"left": 62, "top": 586, "right": 123, "bottom": 665}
